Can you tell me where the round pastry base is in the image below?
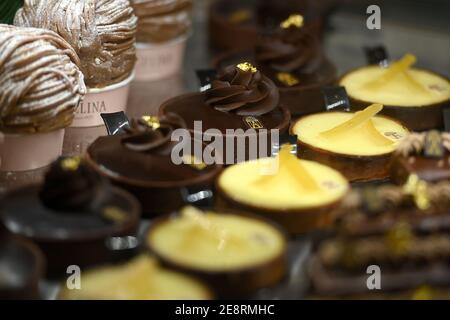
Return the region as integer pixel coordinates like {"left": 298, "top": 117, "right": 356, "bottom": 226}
{"left": 70, "top": 73, "right": 134, "bottom": 127}
{"left": 134, "top": 35, "right": 189, "bottom": 82}
{"left": 0, "top": 129, "right": 64, "bottom": 172}
{"left": 145, "top": 213, "right": 288, "bottom": 298}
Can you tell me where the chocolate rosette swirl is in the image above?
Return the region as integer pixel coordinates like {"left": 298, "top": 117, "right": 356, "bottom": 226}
{"left": 40, "top": 157, "right": 106, "bottom": 212}
{"left": 122, "top": 113, "right": 186, "bottom": 152}
{"left": 255, "top": 24, "right": 322, "bottom": 74}
{"left": 206, "top": 64, "right": 279, "bottom": 116}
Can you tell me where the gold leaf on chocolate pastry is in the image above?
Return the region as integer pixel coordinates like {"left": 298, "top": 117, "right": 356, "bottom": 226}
{"left": 0, "top": 25, "right": 86, "bottom": 134}
{"left": 15, "top": 0, "right": 138, "bottom": 88}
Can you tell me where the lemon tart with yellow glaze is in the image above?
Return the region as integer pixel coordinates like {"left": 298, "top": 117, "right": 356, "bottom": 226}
{"left": 216, "top": 145, "right": 349, "bottom": 234}
{"left": 292, "top": 104, "right": 409, "bottom": 182}
{"left": 340, "top": 54, "right": 450, "bottom": 131}
{"left": 59, "top": 255, "right": 213, "bottom": 300}
{"left": 146, "top": 206, "right": 287, "bottom": 298}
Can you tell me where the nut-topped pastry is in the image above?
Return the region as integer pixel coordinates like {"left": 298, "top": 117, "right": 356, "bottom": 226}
{"left": 86, "top": 114, "right": 222, "bottom": 217}
{"left": 390, "top": 131, "right": 450, "bottom": 184}
{"left": 59, "top": 255, "right": 213, "bottom": 300}
{"left": 0, "top": 24, "right": 86, "bottom": 171}
{"left": 0, "top": 156, "right": 141, "bottom": 275}
{"left": 215, "top": 14, "right": 336, "bottom": 117}
{"left": 146, "top": 206, "right": 287, "bottom": 298}
{"left": 160, "top": 63, "right": 290, "bottom": 164}
{"left": 340, "top": 54, "right": 450, "bottom": 131}
{"left": 292, "top": 104, "right": 409, "bottom": 181}
{"left": 217, "top": 145, "right": 349, "bottom": 234}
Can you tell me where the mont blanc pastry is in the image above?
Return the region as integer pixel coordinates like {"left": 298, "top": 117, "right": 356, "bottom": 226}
{"left": 15, "top": 0, "right": 138, "bottom": 88}
{"left": 293, "top": 104, "right": 409, "bottom": 181}
{"left": 340, "top": 54, "right": 450, "bottom": 130}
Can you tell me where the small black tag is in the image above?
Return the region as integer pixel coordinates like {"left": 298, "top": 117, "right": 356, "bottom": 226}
{"left": 180, "top": 186, "right": 214, "bottom": 209}
{"left": 364, "top": 46, "right": 389, "bottom": 66}
{"left": 444, "top": 108, "right": 450, "bottom": 133}
{"left": 271, "top": 133, "right": 298, "bottom": 156}
{"left": 322, "top": 86, "right": 350, "bottom": 111}
{"left": 423, "top": 130, "right": 444, "bottom": 158}
{"left": 101, "top": 112, "right": 130, "bottom": 136}
{"left": 196, "top": 69, "right": 217, "bottom": 92}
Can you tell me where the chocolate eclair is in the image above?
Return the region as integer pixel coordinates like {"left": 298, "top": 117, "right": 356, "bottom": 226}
{"left": 215, "top": 15, "right": 336, "bottom": 117}
{"left": 1, "top": 157, "right": 141, "bottom": 275}
{"left": 159, "top": 63, "right": 291, "bottom": 164}
{"left": 86, "top": 114, "right": 223, "bottom": 217}
{"left": 390, "top": 131, "right": 450, "bottom": 184}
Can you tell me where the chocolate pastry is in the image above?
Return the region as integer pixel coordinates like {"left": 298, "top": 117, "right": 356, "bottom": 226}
{"left": 15, "top": 0, "right": 138, "bottom": 88}
{"left": 390, "top": 131, "right": 450, "bottom": 184}
{"left": 339, "top": 54, "right": 450, "bottom": 131}
{"left": 214, "top": 14, "right": 336, "bottom": 117}
{"left": 1, "top": 156, "right": 141, "bottom": 275}
{"left": 0, "top": 25, "right": 86, "bottom": 134}
{"left": 86, "top": 114, "right": 223, "bottom": 217}
{"left": 131, "top": 0, "right": 192, "bottom": 43}
{"left": 159, "top": 63, "right": 291, "bottom": 164}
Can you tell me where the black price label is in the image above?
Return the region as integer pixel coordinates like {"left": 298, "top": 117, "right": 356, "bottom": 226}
{"left": 196, "top": 69, "right": 217, "bottom": 92}
{"left": 322, "top": 86, "right": 350, "bottom": 112}
{"left": 101, "top": 111, "right": 130, "bottom": 135}
{"left": 364, "top": 45, "right": 389, "bottom": 66}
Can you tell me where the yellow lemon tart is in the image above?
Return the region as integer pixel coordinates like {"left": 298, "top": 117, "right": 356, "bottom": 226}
{"left": 146, "top": 206, "right": 287, "bottom": 297}
{"left": 340, "top": 54, "right": 450, "bottom": 130}
{"left": 59, "top": 255, "right": 212, "bottom": 300}
{"left": 293, "top": 104, "right": 409, "bottom": 181}
{"left": 217, "top": 145, "right": 349, "bottom": 234}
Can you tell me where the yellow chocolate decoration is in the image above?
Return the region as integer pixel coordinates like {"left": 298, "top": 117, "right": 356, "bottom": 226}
{"left": 61, "top": 157, "right": 81, "bottom": 171}
{"left": 340, "top": 54, "right": 450, "bottom": 107}
{"left": 237, "top": 62, "right": 257, "bottom": 73}
{"left": 141, "top": 115, "right": 160, "bottom": 129}
{"left": 59, "top": 255, "right": 211, "bottom": 300}
{"left": 280, "top": 14, "right": 304, "bottom": 29}
{"left": 293, "top": 107, "right": 408, "bottom": 156}
{"left": 182, "top": 154, "right": 208, "bottom": 170}
{"left": 403, "top": 174, "right": 430, "bottom": 211}
{"left": 219, "top": 151, "right": 348, "bottom": 210}
{"left": 277, "top": 72, "right": 300, "bottom": 86}
{"left": 148, "top": 208, "right": 285, "bottom": 271}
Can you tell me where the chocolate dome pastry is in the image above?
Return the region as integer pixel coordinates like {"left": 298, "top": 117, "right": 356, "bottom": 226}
{"left": 1, "top": 157, "right": 141, "bottom": 275}
{"left": 209, "top": 0, "right": 325, "bottom": 51}
{"left": 86, "top": 114, "right": 223, "bottom": 217}
{"left": 15, "top": 0, "right": 138, "bottom": 88}
{"left": 216, "top": 144, "right": 349, "bottom": 234}
{"left": 146, "top": 206, "right": 287, "bottom": 298}
{"left": 292, "top": 104, "right": 409, "bottom": 182}
{"left": 0, "top": 25, "right": 86, "bottom": 172}
{"left": 390, "top": 131, "right": 450, "bottom": 184}
{"left": 0, "top": 234, "right": 45, "bottom": 300}
{"left": 160, "top": 63, "right": 291, "bottom": 164}
{"left": 59, "top": 255, "right": 213, "bottom": 300}
{"left": 215, "top": 14, "right": 336, "bottom": 117}
{"left": 339, "top": 54, "right": 450, "bottom": 131}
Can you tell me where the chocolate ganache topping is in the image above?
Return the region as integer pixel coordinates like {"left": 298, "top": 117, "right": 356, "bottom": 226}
{"left": 206, "top": 63, "right": 279, "bottom": 116}
{"left": 122, "top": 113, "right": 186, "bottom": 153}
{"left": 255, "top": 14, "right": 322, "bottom": 74}
{"left": 40, "top": 156, "right": 107, "bottom": 212}
{"left": 0, "top": 25, "right": 86, "bottom": 134}
{"left": 15, "top": 0, "right": 138, "bottom": 88}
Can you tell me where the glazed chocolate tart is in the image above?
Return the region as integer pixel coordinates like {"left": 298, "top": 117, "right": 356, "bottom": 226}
{"left": 292, "top": 104, "right": 409, "bottom": 182}
{"left": 216, "top": 145, "right": 349, "bottom": 234}
{"left": 214, "top": 15, "right": 336, "bottom": 117}
{"left": 339, "top": 54, "right": 450, "bottom": 131}
{"left": 159, "top": 63, "right": 291, "bottom": 164}
{"left": 209, "top": 0, "right": 325, "bottom": 51}
{"left": 86, "top": 114, "right": 222, "bottom": 217}
{"left": 1, "top": 157, "right": 141, "bottom": 275}
{"left": 59, "top": 255, "right": 213, "bottom": 300}
{"left": 390, "top": 131, "right": 450, "bottom": 184}
{"left": 0, "top": 235, "right": 45, "bottom": 299}
{"left": 146, "top": 206, "right": 287, "bottom": 298}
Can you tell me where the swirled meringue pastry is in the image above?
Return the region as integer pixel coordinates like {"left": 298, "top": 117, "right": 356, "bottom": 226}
{"left": 15, "top": 0, "right": 138, "bottom": 88}
{"left": 0, "top": 25, "right": 86, "bottom": 134}
{"left": 131, "top": 0, "right": 193, "bottom": 43}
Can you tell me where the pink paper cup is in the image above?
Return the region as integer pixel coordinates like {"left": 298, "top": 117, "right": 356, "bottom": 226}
{"left": 134, "top": 35, "right": 189, "bottom": 82}
{"left": 0, "top": 129, "right": 64, "bottom": 172}
{"left": 71, "top": 73, "right": 134, "bottom": 127}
